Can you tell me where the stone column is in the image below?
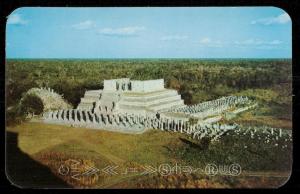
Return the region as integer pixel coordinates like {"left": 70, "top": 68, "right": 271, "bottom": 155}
{"left": 279, "top": 129, "right": 282, "bottom": 137}
{"left": 173, "top": 120, "right": 176, "bottom": 132}
{"left": 93, "top": 113, "right": 97, "bottom": 124}
{"left": 104, "top": 115, "right": 108, "bottom": 125}
{"left": 99, "top": 114, "right": 103, "bottom": 124}
{"left": 62, "top": 110, "right": 66, "bottom": 120}
{"left": 111, "top": 116, "right": 116, "bottom": 126}
{"left": 147, "top": 117, "right": 150, "bottom": 128}
{"left": 69, "top": 110, "right": 74, "bottom": 122}
{"left": 57, "top": 110, "right": 62, "bottom": 120}
{"left": 87, "top": 111, "right": 92, "bottom": 123}
{"left": 172, "top": 120, "right": 175, "bottom": 132}
{"left": 48, "top": 111, "right": 53, "bottom": 119}
{"left": 160, "top": 119, "right": 163, "bottom": 130}
{"left": 166, "top": 119, "right": 169, "bottom": 130}
{"left": 124, "top": 82, "right": 128, "bottom": 91}
{"left": 175, "top": 120, "right": 179, "bottom": 132}
{"left": 74, "top": 110, "right": 78, "bottom": 123}
{"left": 116, "top": 114, "right": 120, "bottom": 124}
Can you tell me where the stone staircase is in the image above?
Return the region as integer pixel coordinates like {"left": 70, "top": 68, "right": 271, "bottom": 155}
{"left": 77, "top": 90, "right": 102, "bottom": 110}
{"left": 118, "top": 89, "right": 184, "bottom": 112}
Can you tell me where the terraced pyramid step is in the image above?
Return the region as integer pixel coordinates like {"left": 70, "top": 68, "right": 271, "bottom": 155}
{"left": 121, "top": 89, "right": 178, "bottom": 102}
{"left": 119, "top": 98, "right": 184, "bottom": 112}
{"left": 149, "top": 99, "right": 185, "bottom": 111}
{"left": 77, "top": 90, "right": 102, "bottom": 110}
{"left": 77, "top": 79, "right": 185, "bottom": 115}
{"left": 119, "top": 94, "right": 181, "bottom": 107}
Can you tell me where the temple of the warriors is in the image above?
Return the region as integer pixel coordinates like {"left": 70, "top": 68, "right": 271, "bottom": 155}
{"left": 77, "top": 78, "right": 185, "bottom": 115}
{"left": 41, "top": 78, "right": 255, "bottom": 134}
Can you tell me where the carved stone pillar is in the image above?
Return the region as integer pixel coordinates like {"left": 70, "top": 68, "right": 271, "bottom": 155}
{"left": 49, "top": 111, "right": 53, "bottom": 119}
{"left": 74, "top": 110, "right": 78, "bottom": 122}
{"left": 93, "top": 113, "right": 97, "bottom": 124}
{"left": 62, "top": 110, "right": 66, "bottom": 120}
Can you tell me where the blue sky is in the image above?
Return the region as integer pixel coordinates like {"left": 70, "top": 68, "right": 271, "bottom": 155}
{"left": 6, "top": 7, "right": 291, "bottom": 58}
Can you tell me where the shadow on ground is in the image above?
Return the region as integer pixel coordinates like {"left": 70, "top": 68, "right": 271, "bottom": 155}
{"left": 5, "top": 131, "right": 71, "bottom": 188}
{"left": 179, "top": 137, "right": 210, "bottom": 150}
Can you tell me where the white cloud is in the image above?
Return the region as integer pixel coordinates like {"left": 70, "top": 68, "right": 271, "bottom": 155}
{"left": 97, "top": 26, "right": 145, "bottom": 37}
{"left": 7, "top": 14, "right": 28, "bottom": 25}
{"left": 234, "top": 39, "right": 263, "bottom": 45}
{"left": 269, "top": 40, "right": 283, "bottom": 45}
{"left": 200, "top": 37, "right": 211, "bottom": 44}
{"left": 233, "top": 39, "right": 286, "bottom": 50}
{"left": 251, "top": 13, "right": 291, "bottom": 25}
{"left": 234, "top": 39, "right": 283, "bottom": 46}
{"left": 161, "top": 35, "right": 188, "bottom": 41}
{"left": 71, "top": 20, "right": 96, "bottom": 30}
{"left": 256, "top": 45, "right": 287, "bottom": 50}
{"left": 199, "top": 38, "right": 223, "bottom": 47}
{"left": 198, "top": 37, "right": 285, "bottom": 50}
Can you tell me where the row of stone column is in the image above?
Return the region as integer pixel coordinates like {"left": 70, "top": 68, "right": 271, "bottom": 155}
{"left": 43, "top": 109, "right": 194, "bottom": 132}
{"left": 172, "top": 96, "right": 251, "bottom": 114}
{"left": 43, "top": 108, "right": 246, "bottom": 141}
{"left": 39, "top": 87, "right": 54, "bottom": 93}
{"left": 38, "top": 87, "right": 64, "bottom": 99}
{"left": 116, "top": 81, "right": 131, "bottom": 91}
{"left": 192, "top": 123, "right": 238, "bottom": 140}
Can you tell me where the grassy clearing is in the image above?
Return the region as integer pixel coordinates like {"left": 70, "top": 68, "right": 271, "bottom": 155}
{"left": 222, "top": 88, "right": 292, "bottom": 129}
{"left": 6, "top": 122, "right": 292, "bottom": 188}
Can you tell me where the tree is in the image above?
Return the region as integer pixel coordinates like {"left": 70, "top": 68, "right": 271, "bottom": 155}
{"left": 19, "top": 94, "right": 44, "bottom": 116}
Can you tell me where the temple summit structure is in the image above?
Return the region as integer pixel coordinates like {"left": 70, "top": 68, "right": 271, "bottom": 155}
{"left": 77, "top": 78, "right": 186, "bottom": 115}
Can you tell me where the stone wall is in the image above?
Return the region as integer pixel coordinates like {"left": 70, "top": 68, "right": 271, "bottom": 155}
{"left": 171, "top": 96, "right": 253, "bottom": 119}
{"left": 131, "top": 79, "right": 164, "bottom": 93}
{"left": 103, "top": 78, "right": 131, "bottom": 91}
{"left": 21, "top": 87, "right": 72, "bottom": 112}
{"left": 103, "top": 78, "right": 164, "bottom": 93}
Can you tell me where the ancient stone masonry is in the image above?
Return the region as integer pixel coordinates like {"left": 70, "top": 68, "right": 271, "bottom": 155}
{"left": 170, "top": 96, "right": 254, "bottom": 119}
{"left": 41, "top": 78, "right": 256, "bottom": 136}
{"left": 43, "top": 106, "right": 268, "bottom": 141}
{"left": 20, "top": 87, "right": 72, "bottom": 112}
{"left": 190, "top": 123, "right": 292, "bottom": 143}
{"left": 42, "top": 107, "right": 241, "bottom": 140}
{"left": 77, "top": 78, "right": 185, "bottom": 114}
{"left": 43, "top": 108, "right": 190, "bottom": 134}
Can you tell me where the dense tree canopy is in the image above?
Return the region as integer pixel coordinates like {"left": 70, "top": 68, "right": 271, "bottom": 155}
{"left": 6, "top": 59, "right": 292, "bottom": 107}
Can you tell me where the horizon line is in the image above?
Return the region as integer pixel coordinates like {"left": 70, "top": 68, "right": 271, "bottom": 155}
{"left": 6, "top": 57, "right": 292, "bottom": 60}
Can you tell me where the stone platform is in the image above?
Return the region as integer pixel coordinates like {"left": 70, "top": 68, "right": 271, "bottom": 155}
{"left": 77, "top": 78, "right": 185, "bottom": 116}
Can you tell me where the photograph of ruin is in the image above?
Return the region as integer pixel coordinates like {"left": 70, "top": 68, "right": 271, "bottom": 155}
{"left": 41, "top": 78, "right": 256, "bottom": 138}
{"left": 5, "top": 7, "right": 292, "bottom": 189}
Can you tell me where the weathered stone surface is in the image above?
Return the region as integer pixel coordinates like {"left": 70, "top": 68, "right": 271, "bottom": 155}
{"left": 41, "top": 78, "right": 255, "bottom": 136}
{"left": 77, "top": 78, "right": 184, "bottom": 115}
{"left": 20, "top": 87, "right": 72, "bottom": 112}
